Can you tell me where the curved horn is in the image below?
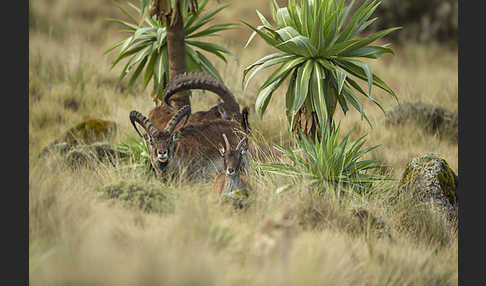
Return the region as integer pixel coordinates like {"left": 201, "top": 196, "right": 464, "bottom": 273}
{"left": 236, "top": 136, "right": 248, "bottom": 151}
{"left": 222, "top": 133, "right": 231, "bottom": 152}
{"left": 241, "top": 106, "right": 251, "bottom": 134}
{"left": 130, "top": 110, "right": 159, "bottom": 138}
{"left": 163, "top": 72, "right": 240, "bottom": 117}
{"left": 164, "top": 105, "right": 191, "bottom": 135}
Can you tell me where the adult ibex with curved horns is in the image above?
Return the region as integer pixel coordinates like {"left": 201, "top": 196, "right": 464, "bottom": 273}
{"left": 147, "top": 72, "right": 250, "bottom": 133}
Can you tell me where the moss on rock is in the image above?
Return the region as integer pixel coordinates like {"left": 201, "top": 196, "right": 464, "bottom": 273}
{"left": 398, "top": 153, "right": 458, "bottom": 222}
{"left": 63, "top": 118, "right": 117, "bottom": 145}
{"left": 40, "top": 118, "right": 119, "bottom": 158}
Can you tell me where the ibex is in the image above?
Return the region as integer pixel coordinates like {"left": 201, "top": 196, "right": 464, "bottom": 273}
{"left": 129, "top": 72, "right": 251, "bottom": 179}
{"left": 130, "top": 106, "right": 250, "bottom": 180}
{"left": 213, "top": 133, "right": 251, "bottom": 207}
{"left": 147, "top": 72, "right": 250, "bottom": 133}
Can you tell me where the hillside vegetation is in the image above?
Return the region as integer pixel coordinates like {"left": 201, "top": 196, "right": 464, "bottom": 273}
{"left": 29, "top": 1, "right": 458, "bottom": 285}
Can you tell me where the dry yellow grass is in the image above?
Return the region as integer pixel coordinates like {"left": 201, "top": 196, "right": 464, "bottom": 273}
{"left": 29, "top": 1, "right": 458, "bottom": 285}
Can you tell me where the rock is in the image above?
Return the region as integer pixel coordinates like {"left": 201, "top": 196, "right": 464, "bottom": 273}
{"left": 40, "top": 118, "right": 119, "bottom": 157}
{"left": 385, "top": 101, "right": 458, "bottom": 143}
{"left": 397, "top": 153, "right": 458, "bottom": 222}
{"left": 64, "top": 142, "right": 128, "bottom": 168}
{"left": 58, "top": 118, "right": 118, "bottom": 145}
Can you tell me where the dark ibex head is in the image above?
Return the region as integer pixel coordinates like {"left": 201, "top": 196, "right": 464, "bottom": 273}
{"left": 218, "top": 133, "right": 248, "bottom": 176}
{"left": 130, "top": 105, "right": 191, "bottom": 167}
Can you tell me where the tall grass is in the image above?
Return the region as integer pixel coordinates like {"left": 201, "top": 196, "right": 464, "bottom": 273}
{"left": 29, "top": 0, "right": 458, "bottom": 285}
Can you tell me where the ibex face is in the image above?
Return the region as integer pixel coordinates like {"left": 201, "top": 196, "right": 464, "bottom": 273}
{"left": 130, "top": 105, "right": 190, "bottom": 170}
{"left": 213, "top": 134, "right": 251, "bottom": 209}
{"left": 146, "top": 130, "right": 180, "bottom": 165}
{"left": 219, "top": 134, "right": 248, "bottom": 177}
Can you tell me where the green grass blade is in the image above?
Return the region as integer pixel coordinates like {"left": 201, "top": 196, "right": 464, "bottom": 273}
{"left": 337, "top": 27, "right": 401, "bottom": 56}
{"left": 244, "top": 54, "right": 297, "bottom": 91}
{"left": 241, "top": 20, "right": 279, "bottom": 47}
{"left": 127, "top": 56, "right": 148, "bottom": 92}
{"left": 105, "top": 18, "right": 139, "bottom": 31}
{"left": 186, "top": 3, "right": 230, "bottom": 35}
{"left": 293, "top": 60, "right": 314, "bottom": 116}
{"left": 339, "top": 45, "right": 394, "bottom": 58}
{"left": 259, "top": 57, "right": 305, "bottom": 91}
{"left": 345, "top": 76, "right": 384, "bottom": 113}
{"left": 334, "top": 58, "right": 397, "bottom": 101}
{"left": 195, "top": 50, "right": 224, "bottom": 82}
{"left": 255, "top": 70, "right": 291, "bottom": 118}
{"left": 143, "top": 48, "right": 158, "bottom": 90}
{"left": 153, "top": 49, "right": 168, "bottom": 94}
{"left": 311, "top": 62, "right": 329, "bottom": 128}
{"left": 186, "top": 23, "right": 236, "bottom": 39}
{"left": 276, "top": 35, "right": 318, "bottom": 57}
{"left": 286, "top": 72, "right": 297, "bottom": 125}
{"left": 185, "top": 40, "right": 233, "bottom": 63}
{"left": 256, "top": 9, "right": 274, "bottom": 28}
{"left": 114, "top": 1, "right": 139, "bottom": 25}
{"left": 243, "top": 52, "right": 288, "bottom": 82}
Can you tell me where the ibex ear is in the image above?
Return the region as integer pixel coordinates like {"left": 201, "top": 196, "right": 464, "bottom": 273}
{"left": 240, "top": 146, "right": 248, "bottom": 155}
{"left": 172, "top": 132, "right": 180, "bottom": 142}
{"left": 218, "top": 145, "right": 225, "bottom": 157}
{"left": 217, "top": 103, "right": 228, "bottom": 119}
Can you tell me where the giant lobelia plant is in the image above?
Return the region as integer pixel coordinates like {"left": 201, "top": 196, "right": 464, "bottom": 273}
{"left": 243, "top": 0, "right": 401, "bottom": 137}
{"left": 105, "top": 0, "right": 235, "bottom": 108}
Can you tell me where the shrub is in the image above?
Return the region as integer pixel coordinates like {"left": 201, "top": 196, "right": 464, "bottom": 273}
{"left": 260, "top": 123, "right": 390, "bottom": 196}
{"left": 98, "top": 179, "right": 174, "bottom": 214}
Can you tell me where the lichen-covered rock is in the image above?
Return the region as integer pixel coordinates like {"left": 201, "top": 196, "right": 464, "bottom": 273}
{"left": 385, "top": 101, "right": 458, "bottom": 143}
{"left": 398, "top": 153, "right": 458, "bottom": 222}
{"left": 40, "top": 118, "right": 118, "bottom": 157}
{"left": 60, "top": 118, "right": 118, "bottom": 145}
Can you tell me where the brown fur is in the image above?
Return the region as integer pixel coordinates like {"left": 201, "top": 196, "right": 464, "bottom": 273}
{"left": 213, "top": 173, "right": 250, "bottom": 197}
{"left": 212, "top": 134, "right": 251, "bottom": 197}
{"left": 148, "top": 104, "right": 225, "bottom": 132}
{"left": 173, "top": 119, "right": 247, "bottom": 163}
{"left": 133, "top": 73, "right": 252, "bottom": 179}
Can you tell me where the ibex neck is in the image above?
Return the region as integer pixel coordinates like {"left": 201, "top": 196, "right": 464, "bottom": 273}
{"left": 224, "top": 174, "right": 244, "bottom": 194}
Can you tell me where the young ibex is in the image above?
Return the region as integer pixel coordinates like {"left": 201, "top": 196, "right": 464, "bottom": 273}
{"left": 213, "top": 133, "right": 251, "bottom": 207}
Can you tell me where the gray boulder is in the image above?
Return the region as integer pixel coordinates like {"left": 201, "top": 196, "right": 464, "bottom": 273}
{"left": 397, "top": 153, "right": 458, "bottom": 222}
{"left": 39, "top": 118, "right": 127, "bottom": 167}
{"left": 385, "top": 101, "right": 458, "bottom": 143}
